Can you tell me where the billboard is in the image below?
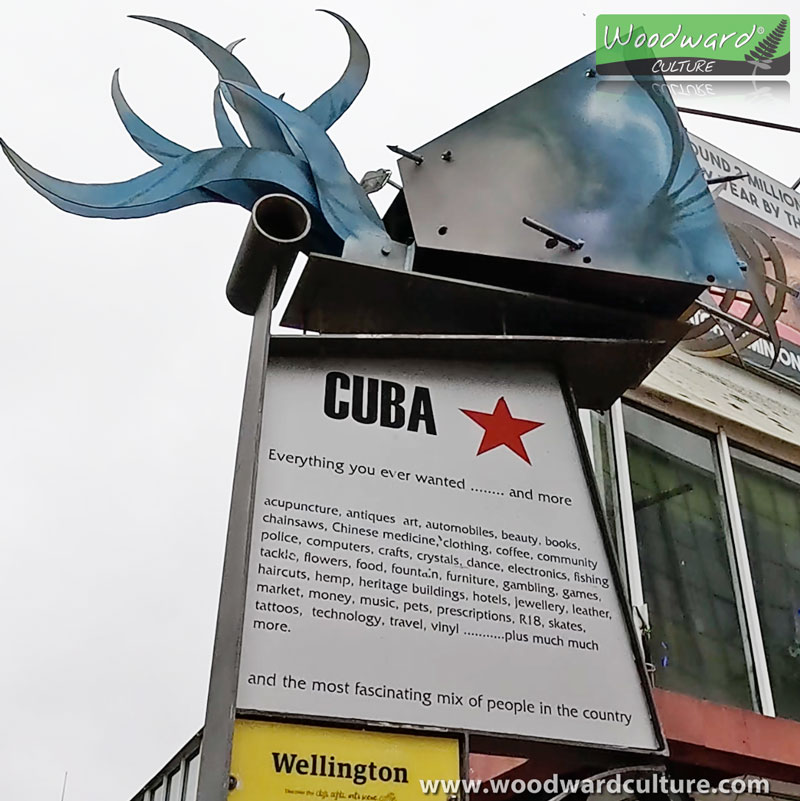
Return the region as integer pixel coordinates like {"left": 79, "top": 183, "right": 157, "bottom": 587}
{"left": 228, "top": 720, "right": 460, "bottom": 800}
{"left": 685, "top": 133, "right": 800, "bottom": 387}
{"left": 235, "top": 355, "right": 661, "bottom": 751}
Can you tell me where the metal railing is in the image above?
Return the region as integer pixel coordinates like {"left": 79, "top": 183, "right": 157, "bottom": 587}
{"left": 130, "top": 731, "right": 203, "bottom": 801}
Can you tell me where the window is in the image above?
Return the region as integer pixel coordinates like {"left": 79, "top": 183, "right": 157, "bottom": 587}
{"left": 622, "top": 405, "right": 753, "bottom": 708}
{"left": 166, "top": 769, "right": 181, "bottom": 801}
{"left": 732, "top": 448, "right": 800, "bottom": 721}
{"left": 183, "top": 753, "right": 200, "bottom": 801}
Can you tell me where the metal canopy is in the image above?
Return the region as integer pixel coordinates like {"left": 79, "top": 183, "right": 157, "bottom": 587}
{"left": 282, "top": 253, "right": 686, "bottom": 340}
{"left": 271, "top": 334, "right": 673, "bottom": 412}
{"left": 279, "top": 253, "right": 685, "bottom": 408}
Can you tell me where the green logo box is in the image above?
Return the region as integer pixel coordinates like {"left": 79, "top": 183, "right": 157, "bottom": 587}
{"left": 596, "top": 14, "right": 790, "bottom": 76}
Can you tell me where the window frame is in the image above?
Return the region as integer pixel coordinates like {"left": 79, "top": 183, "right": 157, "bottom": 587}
{"left": 607, "top": 398, "right": 776, "bottom": 716}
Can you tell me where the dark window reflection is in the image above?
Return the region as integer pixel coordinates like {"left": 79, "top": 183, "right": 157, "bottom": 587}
{"left": 623, "top": 405, "right": 753, "bottom": 708}
{"left": 733, "top": 449, "right": 800, "bottom": 721}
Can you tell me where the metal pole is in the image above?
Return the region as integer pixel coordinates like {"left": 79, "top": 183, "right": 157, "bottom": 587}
{"left": 716, "top": 428, "right": 776, "bottom": 716}
{"left": 60, "top": 772, "right": 68, "bottom": 801}
{"left": 196, "top": 270, "right": 276, "bottom": 801}
{"left": 676, "top": 106, "right": 800, "bottom": 135}
{"left": 196, "top": 195, "right": 311, "bottom": 801}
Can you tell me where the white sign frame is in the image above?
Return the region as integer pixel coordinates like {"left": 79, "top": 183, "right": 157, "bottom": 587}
{"left": 198, "top": 332, "right": 667, "bottom": 801}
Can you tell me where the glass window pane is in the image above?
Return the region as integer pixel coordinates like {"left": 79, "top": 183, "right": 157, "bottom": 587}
{"left": 183, "top": 754, "right": 200, "bottom": 801}
{"left": 623, "top": 404, "right": 752, "bottom": 708}
{"left": 732, "top": 448, "right": 800, "bottom": 721}
{"left": 152, "top": 783, "right": 165, "bottom": 801}
{"left": 166, "top": 769, "right": 181, "bottom": 801}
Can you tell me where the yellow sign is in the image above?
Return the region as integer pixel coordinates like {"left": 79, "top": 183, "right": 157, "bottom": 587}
{"left": 229, "top": 720, "right": 460, "bottom": 800}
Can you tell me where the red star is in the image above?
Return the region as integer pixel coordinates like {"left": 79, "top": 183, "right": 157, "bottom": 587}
{"left": 460, "top": 397, "right": 544, "bottom": 464}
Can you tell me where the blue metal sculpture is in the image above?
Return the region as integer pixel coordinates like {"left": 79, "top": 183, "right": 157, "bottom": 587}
{"left": 2, "top": 17, "right": 748, "bottom": 323}
{"left": 0, "top": 13, "right": 391, "bottom": 258}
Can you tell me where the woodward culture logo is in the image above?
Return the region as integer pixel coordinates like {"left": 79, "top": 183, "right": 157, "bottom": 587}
{"left": 596, "top": 14, "right": 790, "bottom": 76}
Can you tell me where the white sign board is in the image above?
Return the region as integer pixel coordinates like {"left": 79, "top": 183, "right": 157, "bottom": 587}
{"left": 236, "top": 355, "right": 660, "bottom": 750}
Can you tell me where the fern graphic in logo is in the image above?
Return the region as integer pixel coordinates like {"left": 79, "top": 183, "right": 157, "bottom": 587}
{"left": 745, "top": 18, "right": 789, "bottom": 74}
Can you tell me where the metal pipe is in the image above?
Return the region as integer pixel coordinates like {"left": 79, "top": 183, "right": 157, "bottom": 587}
{"left": 693, "top": 298, "right": 772, "bottom": 339}
{"left": 676, "top": 106, "right": 800, "bottom": 135}
{"left": 226, "top": 193, "right": 312, "bottom": 315}
{"left": 197, "top": 269, "right": 279, "bottom": 801}
{"left": 387, "top": 144, "right": 424, "bottom": 165}
{"left": 521, "top": 216, "right": 584, "bottom": 251}
{"left": 707, "top": 173, "right": 750, "bottom": 185}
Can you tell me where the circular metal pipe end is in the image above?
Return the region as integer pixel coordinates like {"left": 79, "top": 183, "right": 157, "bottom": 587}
{"left": 227, "top": 194, "right": 312, "bottom": 315}
{"left": 251, "top": 193, "right": 312, "bottom": 244}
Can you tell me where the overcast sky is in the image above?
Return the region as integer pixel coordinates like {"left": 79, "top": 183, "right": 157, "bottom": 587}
{"left": 0, "top": 1, "right": 797, "bottom": 799}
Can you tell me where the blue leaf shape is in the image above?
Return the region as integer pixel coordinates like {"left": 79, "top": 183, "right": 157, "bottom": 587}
{"left": 631, "top": 74, "right": 686, "bottom": 197}
{"left": 111, "top": 69, "right": 190, "bottom": 164}
{"left": 211, "top": 38, "right": 301, "bottom": 159}
{"left": 0, "top": 141, "right": 320, "bottom": 219}
{"left": 304, "top": 11, "right": 370, "bottom": 130}
{"left": 213, "top": 86, "right": 247, "bottom": 148}
{"left": 219, "top": 38, "right": 246, "bottom": 111}
{"left": 130, "top": 16, "right": 291, "bottom": 154}
{"left": 223, "top": 80, "right": 386, "bottom": 244}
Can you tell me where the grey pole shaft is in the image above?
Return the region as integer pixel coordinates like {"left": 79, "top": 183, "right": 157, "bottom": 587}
{"left": 196, "top": 270, "right": 277, "bottom": 801}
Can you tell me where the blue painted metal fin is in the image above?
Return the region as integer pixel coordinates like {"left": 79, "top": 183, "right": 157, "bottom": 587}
{"left": 111, "top": 69, "right": 190, "bottom": 164}
{"left": 632, "top": 74, "right": 686, "bottom": 196}
{"left": 304, "top": 11, "right": 369, "bottom": 130}
{"left": 224, "top": 80, "right": 387, "bottom": 244}
{"left": 0, "top": 140, "right": 319, "bottom": 218}
{"left": 214, "top": 86, "right": 247, "bottom": 148}
{"left": 220, "top": 38, "right": 246, "bottom": 108}
{"left": 129, "top": 16, "right": 291, "bottom": 153}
